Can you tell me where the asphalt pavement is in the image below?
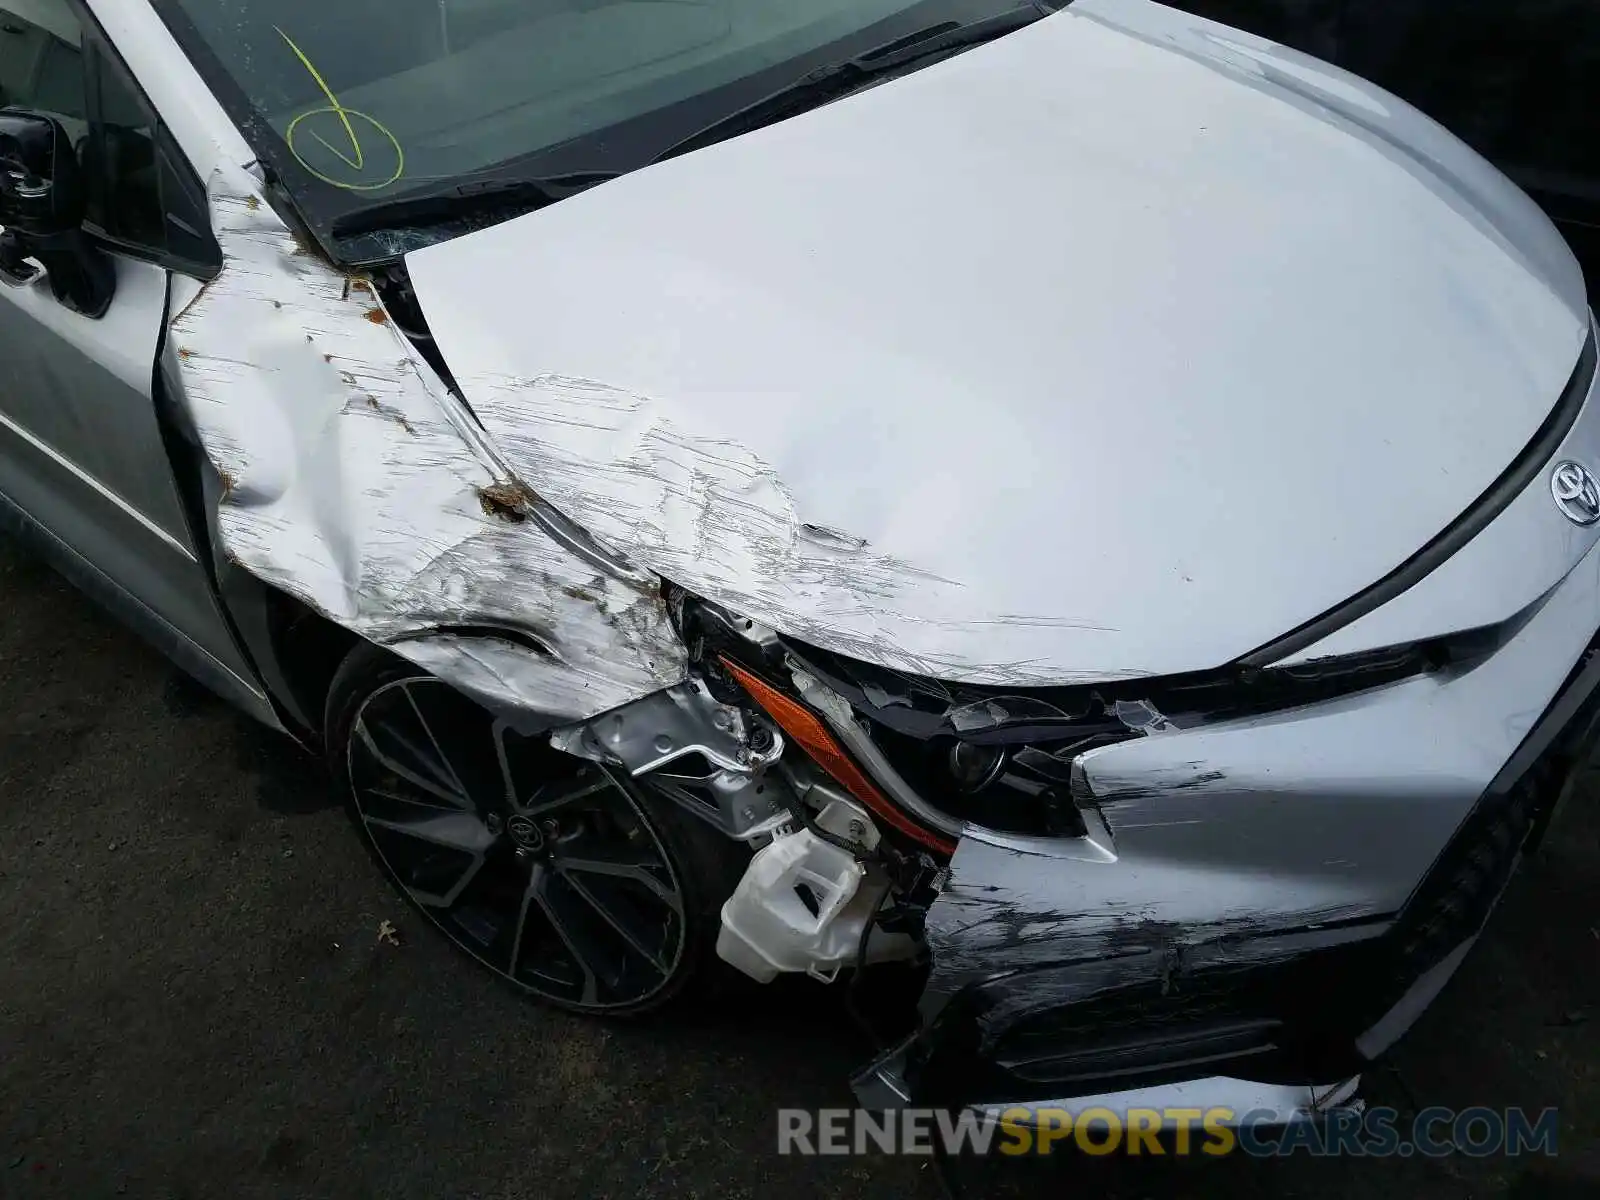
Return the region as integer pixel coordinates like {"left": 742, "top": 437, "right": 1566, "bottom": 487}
{"left": 1, "top": 521, "right": 1597, "bottom": 1199}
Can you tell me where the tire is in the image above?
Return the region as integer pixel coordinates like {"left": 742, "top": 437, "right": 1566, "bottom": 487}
{"left": 325, "top": 641, "right": 747, "bottom": 1016}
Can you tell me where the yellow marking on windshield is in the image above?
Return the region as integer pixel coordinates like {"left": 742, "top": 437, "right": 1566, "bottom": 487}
{"left": 277, "top": 27, "right": 404, "bottom": 191}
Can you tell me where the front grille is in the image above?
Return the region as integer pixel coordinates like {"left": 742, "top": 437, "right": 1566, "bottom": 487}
{"left": 992, "top": 968, "right": 1288, "bottom": 1087}
{"left": 1001, "top": 1018, "right": 1283, "bottom": 1087}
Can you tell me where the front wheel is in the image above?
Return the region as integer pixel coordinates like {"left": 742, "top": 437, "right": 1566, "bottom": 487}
{"left": 325, "top": 643, "right": 743, "bottom": 1015}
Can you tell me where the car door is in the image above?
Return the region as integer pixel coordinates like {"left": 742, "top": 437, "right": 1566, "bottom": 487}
{"left": 0, "top": 0, "right": 270, "bottom": 717}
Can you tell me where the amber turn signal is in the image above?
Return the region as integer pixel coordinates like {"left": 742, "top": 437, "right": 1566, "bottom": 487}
{"left": 720, "top": 657, "right": 957, "bottom": 856}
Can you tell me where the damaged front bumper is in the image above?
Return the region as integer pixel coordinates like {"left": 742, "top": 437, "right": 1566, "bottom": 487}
{"left": 855, "top": 530, "right": 1600, "bottom": 1120}
{"left": 538, "top": 522, "right": 1600, "bottom": 1123}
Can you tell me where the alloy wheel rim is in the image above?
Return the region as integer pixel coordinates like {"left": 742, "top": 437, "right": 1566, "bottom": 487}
{"left": 346, "top": 676, "right": 687, "bottom": 1010}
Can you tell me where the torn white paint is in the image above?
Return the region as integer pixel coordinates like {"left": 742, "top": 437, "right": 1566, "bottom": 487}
{"left": 424, "top": 371, "right": 1100, "bottom": 686}
{"left": 167, "top": 165, "right": 687, "bottom": 724}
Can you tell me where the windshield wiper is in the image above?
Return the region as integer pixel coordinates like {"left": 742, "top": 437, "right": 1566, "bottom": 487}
{"left": 330, "top": 171, "right": 617, "bottom": 239}
{"left": 653, "top": 3, "right": 1050, "bottom": 164}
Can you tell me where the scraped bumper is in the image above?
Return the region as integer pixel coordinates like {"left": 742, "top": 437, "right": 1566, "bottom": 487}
{"left": 858, "top": 530, "right": 1600, "bottom": 1118}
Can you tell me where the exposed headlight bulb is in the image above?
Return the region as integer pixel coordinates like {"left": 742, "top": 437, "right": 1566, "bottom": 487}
{"left": 947, "top": 740, "right": 1007, "bottom": 792}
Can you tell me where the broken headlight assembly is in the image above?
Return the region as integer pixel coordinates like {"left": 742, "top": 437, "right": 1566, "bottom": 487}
{"left": 638, "top": 589, "right": 1505, "bottom": 993}
{"left": 672, "top": 586, "right": 1503, "bottom": 846}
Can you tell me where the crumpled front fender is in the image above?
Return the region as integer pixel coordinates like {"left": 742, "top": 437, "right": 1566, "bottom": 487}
{"left": 164, "top": 165, "right": 687, "bottom": 729}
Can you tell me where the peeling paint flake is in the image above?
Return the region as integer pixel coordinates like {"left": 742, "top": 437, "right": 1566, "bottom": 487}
{"left": 166, "top": 166, "right": 686, "bottom": 724}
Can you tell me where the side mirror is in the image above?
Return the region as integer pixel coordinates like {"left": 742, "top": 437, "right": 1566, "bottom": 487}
{"left": 0, "top": 107, "right": 113, "bottom": 319}
{"left": 0, "top": 108, "right": 84, "bottom": 234}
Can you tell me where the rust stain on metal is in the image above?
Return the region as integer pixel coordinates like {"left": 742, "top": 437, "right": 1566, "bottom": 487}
{"left": 364, "top": 308, "right": 389, "bottom": 325}
{"left": 364, "top": 394, "right": 416, "bottom": 436}
{"left": 477, "top": 480, "right": 537, "bottom": 522}
{"left": 171, "top": 276, "right": 217, "bottom": 326}
{"left": 286, "top": 225, "right": 320, "bottom": 258}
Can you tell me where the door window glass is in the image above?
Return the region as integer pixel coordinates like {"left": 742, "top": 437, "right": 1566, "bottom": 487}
{"left": 90, "top": 45, "right": 163, "bottom": 246}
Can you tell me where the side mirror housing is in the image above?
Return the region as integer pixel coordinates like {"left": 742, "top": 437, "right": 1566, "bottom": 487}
{"left": 0, "top": 108, "right": 85, "bottom": 234}
{"left": 0, "top": 107, "right": 113, "bottom": 319}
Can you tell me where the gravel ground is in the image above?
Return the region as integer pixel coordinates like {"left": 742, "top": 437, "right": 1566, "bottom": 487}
{"left": 1, "top": 532, "right": 1597, "bottom": 1200}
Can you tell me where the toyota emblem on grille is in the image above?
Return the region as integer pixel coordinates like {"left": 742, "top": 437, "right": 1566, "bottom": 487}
{"left": 1551, "top": 460, "right": 1600, "bottom": 526}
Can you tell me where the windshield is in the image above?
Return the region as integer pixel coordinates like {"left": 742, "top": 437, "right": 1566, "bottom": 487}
{"left": 153, "top": 0, "right": 1037, "bottom": 255}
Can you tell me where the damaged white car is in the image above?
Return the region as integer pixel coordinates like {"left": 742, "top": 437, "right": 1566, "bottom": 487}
{"left": 1, "top": 0, "right": 1595, "bottom": 1124}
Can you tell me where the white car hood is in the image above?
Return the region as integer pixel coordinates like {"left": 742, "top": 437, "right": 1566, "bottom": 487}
{"left": 406, "top": 0, "right": 1590, "bottom": 685}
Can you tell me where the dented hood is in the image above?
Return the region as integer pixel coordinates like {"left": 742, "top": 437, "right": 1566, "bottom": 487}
{"left": 406, "top": 0, "right": 1589, "bottom": 685}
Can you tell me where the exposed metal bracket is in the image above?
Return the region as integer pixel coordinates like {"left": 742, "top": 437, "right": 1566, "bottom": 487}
{"left": 549, "top": 678, "right": 789, "bottom": 838}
